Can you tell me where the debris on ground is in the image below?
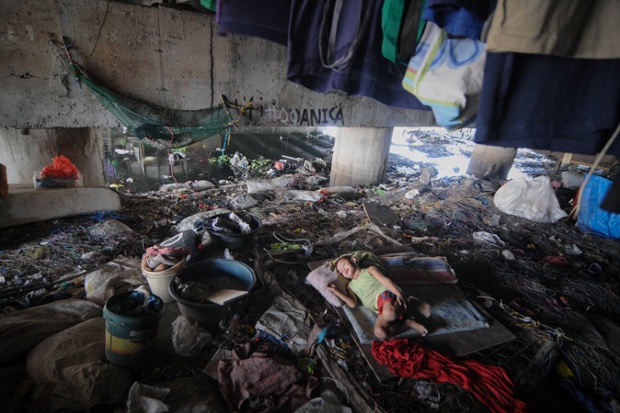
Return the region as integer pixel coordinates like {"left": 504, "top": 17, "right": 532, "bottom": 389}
{"left": 1, "top": 139, "right": 619, "bottom": 413}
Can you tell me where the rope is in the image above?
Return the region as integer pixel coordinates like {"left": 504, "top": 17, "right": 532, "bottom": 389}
{"left": 569, "top": 120, "right": 620, "bottom": 220}
{"left": 219, "top": 95, "right": 255, "bottom": 157}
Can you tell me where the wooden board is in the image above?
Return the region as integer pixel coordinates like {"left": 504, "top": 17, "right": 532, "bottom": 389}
{"left": 362, "top": 202, "right": 401, "bottom": 228}
{"left": 206, "top": 289, "right": 248, "bottom": 305}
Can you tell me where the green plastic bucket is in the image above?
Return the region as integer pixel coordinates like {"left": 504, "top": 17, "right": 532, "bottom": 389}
{"left": 103, "top": 291, "right": 164, "bottom": 366}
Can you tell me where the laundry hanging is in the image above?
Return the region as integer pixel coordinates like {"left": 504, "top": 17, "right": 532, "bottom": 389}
{"left": 380, "top": 0, "right": 426, "bottom": 65}
{"left": 484, "top": 0, "right": 620, "bottom": 59}
{"left": 216, "top": 0, "right": 290, "bottom": 46}
{"left": 474, "top": 52, "right": 620, "bottom": 156}
{"left": 287, "top": 0, "right": 430, "bottom": 110}
{"left": 402, "top": 21, "right": 486, "bottom": 130}
{"left": 422, "top": 0, "right": 497, "bottom": 40}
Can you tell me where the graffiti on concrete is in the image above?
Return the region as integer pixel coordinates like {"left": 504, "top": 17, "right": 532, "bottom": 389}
{"left": 263, "top": 105, "right": 345, "bottom": 127}
{"left": 224, "top": 97, "right": 345, "bottom": 126}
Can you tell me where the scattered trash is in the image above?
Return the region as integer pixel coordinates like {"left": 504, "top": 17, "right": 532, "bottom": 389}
{"left": 564, "top": 244, "right": 582, "bottom": 256}
{"left": 412, "top": 380, "right": 441, "bottom": 409}
{"left": 588, "top": 262, "right": 602, "bottom": 275}
{"left": 487, "top": 214, "right": 501, "bottom": 227}
{"left": 88, "top": 219, "right": 134, "bottom": 239}
{"left": 126, "top": 382, "right": 170, "bottom": 413}
{"left": 473, "top": 231, "right": 506, "bottom": 248}
{"left": 501, "top": 250, "right": 515, "bottom": 261}
{"left": 40, "top": 290, "right": 72, "bottom": 304}
{"left": 543, "top": 256, "right": 570, "bottom": 268}
{"left": 106, "top": 286, "right": 161, "bottom": 317}
{"left": 405, "top": 189, "right": 420, "bottom": 199}
{"left": 172, "top": 315, "right": 212, "bottom": 357}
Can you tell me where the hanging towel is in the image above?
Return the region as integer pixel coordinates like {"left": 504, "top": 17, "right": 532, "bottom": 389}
{"left": 372, "top": 338, "right": 527, "bottom": 413}
{"left": 402, "top": 22, "right": 486, "bottom": 130}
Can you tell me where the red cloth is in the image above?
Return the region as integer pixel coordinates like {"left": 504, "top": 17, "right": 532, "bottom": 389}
{"left": 371, "top": 338, "right": 527, "bottom": 413}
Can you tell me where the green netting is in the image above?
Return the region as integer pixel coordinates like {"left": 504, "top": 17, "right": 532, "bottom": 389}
{"left": 56, "top": 39, "right": 233, "bottom": 150}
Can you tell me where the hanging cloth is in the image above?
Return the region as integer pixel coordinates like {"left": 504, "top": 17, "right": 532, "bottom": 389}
{"left": 381, "top": 0, "right": 426, "bottom": 65}
{"left": 216, "top": 0, "right": 291, "bottom": 46}
{"left": 474, "top": 52, "right": 620, "bottom": 156}
{"left": 485, "top": 0, "right": 620, "bottom": 59}
{"left": 402, "top": 21, "right": 486, "bottom": 130}
{"left": 422, "top": 0, "right": 497, "bottom": 40}
{"left": 318, "top": 0, "right": 374, "bottom": 71}
{"left": 287, "top": 0, "right": 430, "bottom": 110}
{"left": 372, "top": 338, "right": 527, "bottom": 413}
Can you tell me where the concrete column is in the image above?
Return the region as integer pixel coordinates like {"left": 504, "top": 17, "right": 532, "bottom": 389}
{"left": 0, "top": 128, "right": 106, "bottom": 187}
{"left": 466, "top": 144, "right": 517, "bottom": 180}
{"left": 330, "top": 127, "right": 392, "bottom": 187}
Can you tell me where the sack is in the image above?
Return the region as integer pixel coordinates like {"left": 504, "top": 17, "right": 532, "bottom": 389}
{"left": 493, "top": 176, "right": 568, "bottom": 224}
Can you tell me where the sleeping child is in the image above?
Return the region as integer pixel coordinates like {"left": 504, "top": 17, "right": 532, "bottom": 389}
{"left": 327, "top": 251, "right": 431, "bottom": 340}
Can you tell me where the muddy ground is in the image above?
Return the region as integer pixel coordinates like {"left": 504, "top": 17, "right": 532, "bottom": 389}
{"left": 1, "top": 133, "right": 620, "bottom": 413}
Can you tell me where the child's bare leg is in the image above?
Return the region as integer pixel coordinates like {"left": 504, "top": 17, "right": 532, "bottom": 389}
{"left": 374, "top": 315, "right": 428, "bottom": 339}
{"left": 407, "top": 296, "right": 431, "bottom": 318}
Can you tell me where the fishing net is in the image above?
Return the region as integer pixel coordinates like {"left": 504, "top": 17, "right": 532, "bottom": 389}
{"left": 53, "top": 38, "right": 234, "bottom": 150}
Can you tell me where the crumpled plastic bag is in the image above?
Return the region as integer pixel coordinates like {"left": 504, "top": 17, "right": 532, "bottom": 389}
{"left": 172, "top": 315, "right": 212, "bottom": 357}
{"left": 473, "top": 231, "right": 506, "bottom": 248}
{"left": 126, "top": 382, "right": 170, "bottom": 413}
{"left": 40, "top": 155, "right": 79, "bottom": 179}
{"left": 493, "top": 176, "right": 568, "bottom": 224}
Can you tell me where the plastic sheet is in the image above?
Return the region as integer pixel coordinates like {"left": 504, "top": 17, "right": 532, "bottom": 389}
{"left": 577, "top": 175, "right": 620, "bottom": 239}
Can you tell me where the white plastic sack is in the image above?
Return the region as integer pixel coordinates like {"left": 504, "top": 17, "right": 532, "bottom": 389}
{"left": 493, "top": 176, "right": 568, "bottom": 223}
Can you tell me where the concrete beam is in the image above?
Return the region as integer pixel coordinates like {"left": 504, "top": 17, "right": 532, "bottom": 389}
{"left": 0, "top": 187, "right": 121, "bottom": 228}
{"left": 466, "top": 144, "right": 517, "bottom": 180}
{"left": 0, "top": 0, "right": 436, "bottom": 130}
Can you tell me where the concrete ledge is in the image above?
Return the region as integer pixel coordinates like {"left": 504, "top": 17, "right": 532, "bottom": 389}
{"left": 0, "top": 187, "right": 121, "bottom": 228}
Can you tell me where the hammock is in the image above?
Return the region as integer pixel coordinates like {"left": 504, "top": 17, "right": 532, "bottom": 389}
{"left": 53, "top": 38, "right": 234, "bottom": 150}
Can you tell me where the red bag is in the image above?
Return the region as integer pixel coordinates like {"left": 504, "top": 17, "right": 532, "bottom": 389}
{"left": 40, "top": 155, "right": 79, "bottom": 179}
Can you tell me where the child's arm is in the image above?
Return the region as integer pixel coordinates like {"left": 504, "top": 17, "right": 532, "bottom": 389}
{"left": 367, "top": 266, "right": 406, "bottom": 307}
{"left": 327, "top": 282, "right": 358, "bottom": 308}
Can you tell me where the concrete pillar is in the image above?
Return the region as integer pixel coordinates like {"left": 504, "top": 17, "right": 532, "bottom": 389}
{"left": 466, "top": 144, "right": 517, "bottom": 180}
{"left": 0, "top": 128, "right": 106, "bottom": 187}
{"left": 330, "top": 127, "right": 392, "bottom": 187}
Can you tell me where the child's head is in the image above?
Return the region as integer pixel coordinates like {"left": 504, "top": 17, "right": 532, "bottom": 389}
{"left": 335, "top": 256, "right": 358, "bottom": 279}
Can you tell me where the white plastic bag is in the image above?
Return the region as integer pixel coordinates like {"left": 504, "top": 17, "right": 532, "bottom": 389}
{"left": 171, "top": 315, "right": 212, "bottom": 357}
{"left": 493, "top": 176, "right": 567, "bottom": 224}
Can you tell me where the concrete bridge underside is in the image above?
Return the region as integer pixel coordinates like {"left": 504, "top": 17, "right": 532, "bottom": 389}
{"left": 0, "top": 1, "right": 511, "bottom": 227}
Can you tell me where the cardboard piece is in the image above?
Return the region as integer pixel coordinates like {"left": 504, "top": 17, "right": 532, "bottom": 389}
{"left": 206, "top": 289, "right": 248, "bottom": 305}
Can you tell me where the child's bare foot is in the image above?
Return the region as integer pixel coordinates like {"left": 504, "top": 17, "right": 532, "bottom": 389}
{"left": 406, "top": 318, "right": 428, "bottom": 336}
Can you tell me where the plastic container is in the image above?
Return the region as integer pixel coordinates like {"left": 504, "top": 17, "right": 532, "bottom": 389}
{"left": 207, "top": 214, "right": 262, "bottom": 250}
{"left": 103, "top": 292, "right": 164, "bottom": 366}
{"left": 169, "top": 259, "right": 256, "bottom": 329}
{"left": 141, "top": 255, "right": 187, "bottom": 303}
